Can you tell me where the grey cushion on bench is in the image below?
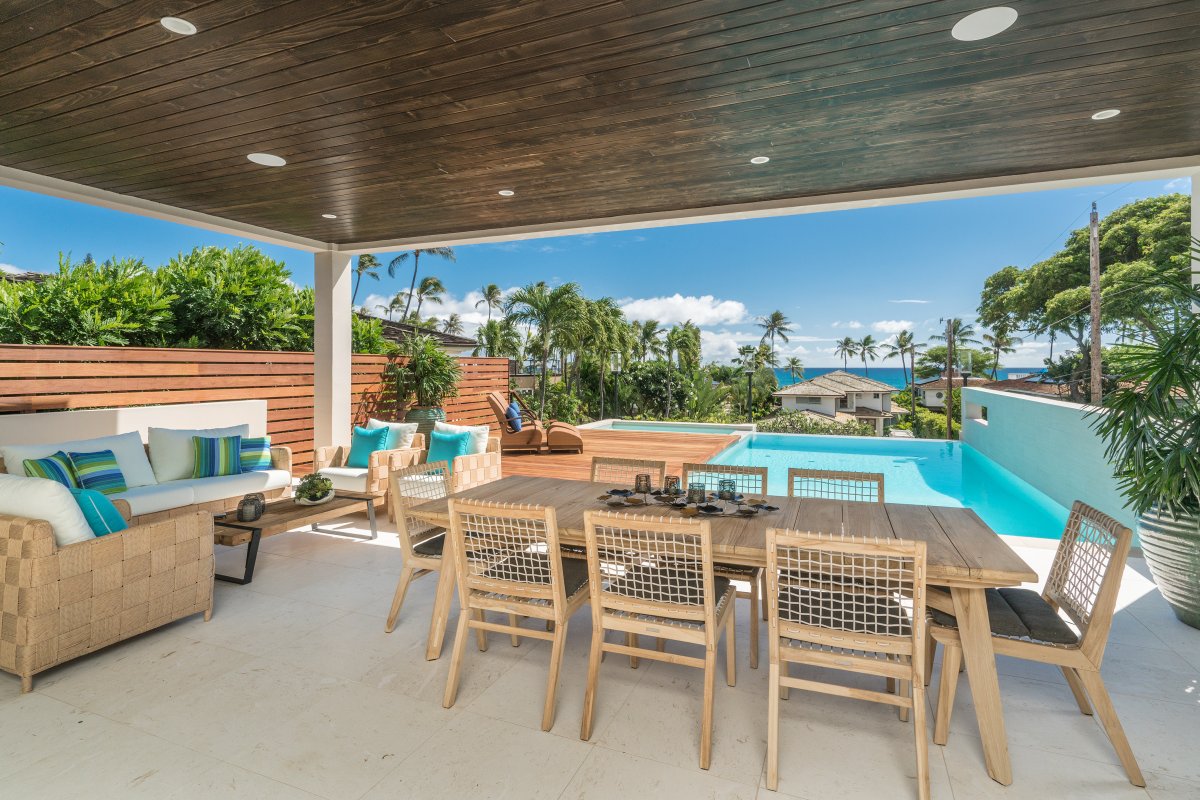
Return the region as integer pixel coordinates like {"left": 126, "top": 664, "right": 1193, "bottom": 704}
{"left": 930, "top": 587, "right": 1079, "bottom": 645}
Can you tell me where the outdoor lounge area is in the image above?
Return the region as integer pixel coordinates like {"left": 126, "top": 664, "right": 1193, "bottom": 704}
{"left": 2, "top": 2, "right": 1200, "bottom": 799}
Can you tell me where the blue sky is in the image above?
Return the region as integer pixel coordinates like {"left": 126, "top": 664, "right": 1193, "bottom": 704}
{"left": 0, "top": 176, "right": 1188, "bottom": 366}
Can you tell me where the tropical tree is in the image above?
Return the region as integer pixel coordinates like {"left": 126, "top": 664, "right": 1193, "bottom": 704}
{"left": 857, "top": 334, "right": 878, "bottom": 376}
{"left": 834, "top": 336, "right": 859, "bottom": 369}
{"left": 981, "top": 325, "right": 1020, "bottom": 379}
{"left": 473, "top": 318, "right": 521, "bottom": 358}
{"left": 634, "top": 319, "right": 665, "bottom": 361}
{"left": 389, "top": 247, "right": 455, "bottom": 319}
{"left": 351, "top": 253, "right": 381, "bottom": 306}
{"left": 674, "top": 320, "right": 702, "bottom": 372}
{"left": 757, "top": 310, "right": 792, "bottom": 358}
{"left": 439, "top": 313, "right": 464, "bottom": 335}
{"left": 504, "top": 281, "right": 583, "bottom": 416}
{"left": 930, "top": 317, "right": 980, "bottom": 435}
{"left": 410, "top": 275, "right": 445, "bottom": 320}
{"left": 474, "top": 283, "right": 503, "bottom": 322}
{"left": 783, "top": 356, "right": 804, "bottom": 383}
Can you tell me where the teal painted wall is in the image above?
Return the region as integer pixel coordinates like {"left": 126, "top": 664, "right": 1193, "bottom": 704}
{"left": 961, "top": 388, "right": 1135, "bottom": 531}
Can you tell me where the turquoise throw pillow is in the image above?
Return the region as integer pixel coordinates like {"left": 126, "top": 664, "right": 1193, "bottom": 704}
{"left": 347, "top": 426, "right": 390, "bottom": 468}
{"left": 68, "top": 450, "right": 127, "bottom": 495}
{"left": 192, "top": 435, "right": 243, "bottom": 478}
{"left": 240, "top": 436, "right": 272, "bottom": 473}
{"left": 69, "top": 488, "right": 128, "bottom": 536}
{"left": 23, "top": 450, "right": 80, "bottom": 488}
{"left": 428, "top": 430, "right": 471, "bottom": 473}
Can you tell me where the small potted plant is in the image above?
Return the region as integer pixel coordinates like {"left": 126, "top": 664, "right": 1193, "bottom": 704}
{"left": 1094, "top": 261, "right": 1200, "bottom": 629}
{"left": 395, "top": 334, "right": 462, "bottom": 438}
{"left": 295, "top": 473, "right": 335, "bottom": 506}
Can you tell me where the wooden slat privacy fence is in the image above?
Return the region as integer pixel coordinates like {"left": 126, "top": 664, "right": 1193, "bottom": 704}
{"left": 0, "top": 345, "right": 509, "bottom": 475}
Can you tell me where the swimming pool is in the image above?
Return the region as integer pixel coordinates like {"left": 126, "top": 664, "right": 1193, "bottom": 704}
{"left": 710, "top": 434, "right": 1069, "bottom": 540}
{"left": 584, "top": 419, "right": 754, "bottom": 435}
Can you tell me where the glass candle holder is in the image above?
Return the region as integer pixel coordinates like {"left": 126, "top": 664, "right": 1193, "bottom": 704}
{"left": 634, "top": 473, "right": 652, "bottom": 495}
{"left": 717, "top": 478, "right": 737, "bottom": 502}
{"left": 687, "top": 482, "right": 706, "bottom": 505}
{"left": 664, "top": 475, "right": 681, "bottom": 495}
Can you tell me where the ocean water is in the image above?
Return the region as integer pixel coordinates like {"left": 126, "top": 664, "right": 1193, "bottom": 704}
{"left": 772, "top": 366, "right": 1044, "bottom": 390}
{"left": 710, "top": 434, "right": 1069, "bottom": 539}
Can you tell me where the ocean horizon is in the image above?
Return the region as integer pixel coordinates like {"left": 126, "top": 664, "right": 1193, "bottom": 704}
{"left": 773, "top": 366, "right": 1045, "bottom": 390}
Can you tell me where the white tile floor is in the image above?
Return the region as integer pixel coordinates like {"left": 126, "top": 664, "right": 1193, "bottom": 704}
{"left": 4, "top": 513, "right": 1199, "bottom": 800}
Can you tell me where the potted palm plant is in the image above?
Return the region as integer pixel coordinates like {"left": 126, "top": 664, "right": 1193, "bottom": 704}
{"left": 395, "top": 334, "right": 461, "bottom": 438}
{"left": 1094, "top": 264, "right": 1200, "bottom": 629}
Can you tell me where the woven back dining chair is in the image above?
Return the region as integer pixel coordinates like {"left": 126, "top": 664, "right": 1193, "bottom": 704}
{"left": 385, "top": 461, "right": 454, "bottom": 657}
{"left": 787, "top": 468, "right": 885, "bottom": 504}
{"left": 590, "top": 456, "right": 667, "bottom": 490}
{"left": 929, "top": 501, "right": 1144, "bottom": 786}
{"left": 765, "top": 528, "right": 928, "bottom": 799}
{"left": 580, "top": 510, "right": 736, "bottom": 769}
{"left": 442, "top": 498, "right": 590, "bottom": 731}
{"left": 681, "top": 462, "right": 769, "bottom": 669}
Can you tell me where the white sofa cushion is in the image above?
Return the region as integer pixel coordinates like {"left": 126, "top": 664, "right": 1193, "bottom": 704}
{"left": 433, "top": 421, "right": 489, "bottom": 455}
{"left": 1, "top": 432, "right": 157, "bottom": 488}
{"left": 318, "top": 467, "right": 369, "bottom": 493}
{"left": 148, "top": 425, "right": 250, "bottom": 482}
{"left": 0, "top": 473, "right": 94, "bottom": 546}
{"left": 113, "top": 483, "right": 197, "bottom": 517}
{"left": 165, "top": 469, "right": 291, "bottom": 505}
{"left": 365, "top": 419, "right": 419, "bottom": 450}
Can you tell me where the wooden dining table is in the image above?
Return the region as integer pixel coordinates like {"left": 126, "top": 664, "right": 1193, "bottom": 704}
{"left": 409, "top": 474, "right": 1037, "bottom": 786}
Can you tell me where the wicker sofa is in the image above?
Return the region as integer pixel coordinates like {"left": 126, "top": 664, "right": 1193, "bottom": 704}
{"left": 0, "top": 504, "right": 214, "bottom": 693}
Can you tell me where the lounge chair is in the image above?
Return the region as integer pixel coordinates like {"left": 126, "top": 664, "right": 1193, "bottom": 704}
{"left": 486, "top": 392, "right": 584, "bottom": 454}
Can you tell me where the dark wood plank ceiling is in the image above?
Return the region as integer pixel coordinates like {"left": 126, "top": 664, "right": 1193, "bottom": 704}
{"left": 1, "top": 1, "right": 1198, "bottom": 246}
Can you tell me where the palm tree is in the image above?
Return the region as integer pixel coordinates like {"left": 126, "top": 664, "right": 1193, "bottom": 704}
{"left": 857, "top": 335, "right": 878, "bottom": 376}
{"left": 475, "top": 283, "right": 503, "bottom": 322}
{"left": 389, "top": 247, "right": 455, "bottom": 319}
{"left": 783, "top": 356, "right": 803, "bottom": 384}
{"left": 834, "top": 336, "right": 859, "bottom": 369}
{"left": 881, "top": 330, "right": 916, "bottom": 389}
{"left": 473, "top": 318, "right": 520, "bottom": 358}
{"left": 930, "top": 318, "right": 979, "bottom": 437}
{"left": 504, "top": 281, "right": 582, "bottom": 416}
{"left": 675, "top": 320, "right": 702, "bottom": 372}
{"left": 351, "top": 254, "right": 381, "bottom": 306}
{"left": 981, "top": 325, "right": 1020, "bottom": 379}
{"left": 636, "top": 320, "right": 665, "bottom": 362}
{"left": 733, "top": 345, "right": 757, "bottom": 369}
{"left": 410, "top": 275, "right": 445, "bottom": 319}
{"left": 757, "top": 310, "right": 792, "bottom": 358}
{"left": 439, "top": 313, "right": 464, "bottom": 336}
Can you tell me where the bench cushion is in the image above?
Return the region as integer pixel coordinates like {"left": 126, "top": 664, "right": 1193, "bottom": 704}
{"left": 3, "top": 431, "right": 157, "bottom": 488}
{"left": 318, "top": 466, "right": 369, "bottom": 493}
{"left": 112, "top": 483, "right": 196, "bottom": 516}
{"left": 166, "top": 469, "right": 291, "bottom": 504}
{"left": 930, "top": 587, "right": 1079, "bottom": 645}
{"left": 148, "top": 425, "right": 249, "bottom": 482}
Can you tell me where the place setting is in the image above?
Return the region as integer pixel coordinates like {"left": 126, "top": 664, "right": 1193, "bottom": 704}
{"left": 598, "top": 474, "right": 780, "bottom": 518}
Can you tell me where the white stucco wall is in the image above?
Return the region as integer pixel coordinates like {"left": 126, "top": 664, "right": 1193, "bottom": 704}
{"left": 781, "top": 395, "right": 836, "bottom": 416}
{"left": 960, "top": 388, "right": 1133, "bottom": 530}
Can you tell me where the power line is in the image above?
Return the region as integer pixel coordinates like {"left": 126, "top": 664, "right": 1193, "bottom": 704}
{"left": 1025, "top": 182, "right": 1133, "bottom": 264}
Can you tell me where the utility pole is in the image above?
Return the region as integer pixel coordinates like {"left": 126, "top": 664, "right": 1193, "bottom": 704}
{"left": 944, "top": 319, "right": 954, "bottom": 439}
{"left": 1089, "top": 201, "right": 1103, "bottom": 403}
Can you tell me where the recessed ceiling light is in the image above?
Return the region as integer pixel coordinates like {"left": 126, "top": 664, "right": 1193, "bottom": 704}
{"left": 1091, "top": 109, "right": 1120, "bottom": 120}
{"left": 321, "top": 213, "right": 337, "bottom": 219}
{"left": 951, "top": 7, "right": 1018, "bottom": 41}
{"left": 160, "top": 17, "right": 197, "bottom": 35}
{"left": 247, "top": 152, "right": 286, "bottom": 167}
{"left": 498, "top": 189, "right": 515, "bottom": 196}
{"left": 750, "top": 156, "right": 770, "bottom": 165}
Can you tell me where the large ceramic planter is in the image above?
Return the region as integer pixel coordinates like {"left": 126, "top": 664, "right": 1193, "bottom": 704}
{"left": 404, "top": 406, "right": 446, "bottom": 439}
{"left": 1139, "top": 506, "right": 1200, "bottom": 629}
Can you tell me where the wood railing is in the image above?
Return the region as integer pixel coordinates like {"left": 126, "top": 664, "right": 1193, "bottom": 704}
{"left": 0, "top": 345, "right": 509, "bottom": 475}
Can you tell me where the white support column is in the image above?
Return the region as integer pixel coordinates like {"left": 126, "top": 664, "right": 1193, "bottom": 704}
{"left": 313, "top": 250, "right": 353, "bottom": 451}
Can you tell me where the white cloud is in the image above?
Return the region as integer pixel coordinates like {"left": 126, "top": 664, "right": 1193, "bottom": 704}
{"left": 619, "top": 294, "right": 747, "bottom": 326}
{"left": 871, "top": 319, "right": 913, "bottom": 334}
{"left": 0, "top": 263, "right": 22, "bottom": 274}
{"left": 1164, "top": 177, "right": 1190, "bottom": 192}
{"left": 889, "top": 299, "right": 929, "bottom": 304}
{"left": 831, "top": 320, "right": 863, "bottom": 330}
{"left": 360, "top": 286, "right": 520, "bottom": 337}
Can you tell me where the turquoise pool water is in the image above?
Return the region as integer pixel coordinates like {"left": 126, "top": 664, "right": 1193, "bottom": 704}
{"left": 606, "top": 421, "right": 749, "bottom": 435}
{"left": 710, "top": 434, "right": 1069, "bottom": 539}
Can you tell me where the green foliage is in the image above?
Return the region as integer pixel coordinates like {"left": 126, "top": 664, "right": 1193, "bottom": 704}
{"left": 623, "top": 360, "right": 691, "bottom": 418}
{"left": 896, "top": 403, "right": 959, "bottom": 440}
{"left": 393, "top": 335, "right": 461, "bottom": 407}
{"left": 757, "top": 410, "right": 874, "bottom": 437}
{"left": 541, "top": 381, "right": 584, "bottom": 425}
{"left": 914, "top": 345, "right": 996, "bottom": 380}
{"left": 296, "top": 473, "right": 334, "bottom": 501}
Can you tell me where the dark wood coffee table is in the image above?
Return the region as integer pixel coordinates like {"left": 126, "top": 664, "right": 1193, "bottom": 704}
{"left": 213, "top": 491, "right": 379, "bottom": 584}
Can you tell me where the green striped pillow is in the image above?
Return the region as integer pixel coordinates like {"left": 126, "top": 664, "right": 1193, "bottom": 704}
{"left": 240, "top": 436, "right": 272, "bottom": 473}
{"left": 67, "top": 449, "right": 127, "bottom": 495}
{"left": 192, "top": 435, "right": 243, "bottom": 478}
{"left": 23, "top": 450, "right": 81, "bottom": 488}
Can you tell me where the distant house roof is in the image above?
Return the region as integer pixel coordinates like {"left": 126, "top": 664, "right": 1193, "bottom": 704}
{"left": 359, "top": 313, "right": 477, "bottom": 349}
{"left": 0, "top": 270, "right": 47, "bottom": 284}
{"left": 774, "top": 369, "right": 896, "bottom": 398}
{"left": 982, "top": 377, "right": 1069, "bottom": 398}
{"left": 916, "top": 375, "right": 991, "bottom": 391}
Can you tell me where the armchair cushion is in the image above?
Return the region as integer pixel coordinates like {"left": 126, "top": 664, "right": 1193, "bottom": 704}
{"left": 0, "top": 472, "right": 94, "bottom": 546}
{"left": 429, "top": 430, "right": 472, "bottom": 472}
{"left": 318, "top": 466, "right": 370, "bottom": 493}
{"left": 347, "top": 426, "right": 390, "bottom": 468}
{"left": 434, "top": 421, "right": 489, "bottom": 455}
{"left": 365, "top": 419, "right": 419, "bottom": 450}
{"left": 69, "top": 488, "right": 128, "bottom": 536}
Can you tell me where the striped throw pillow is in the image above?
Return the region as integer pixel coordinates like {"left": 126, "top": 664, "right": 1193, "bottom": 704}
{"left": 192, "top": 435, "right": 242, "bottom": 478}
{"left": 67, "top": 449, "right": 128, "bottom": 495}
{"left": 240, "top": 436, "right": 272, "bottom": 473}
{"left": 23, "top": 450, "right": 80, "bottom": 488}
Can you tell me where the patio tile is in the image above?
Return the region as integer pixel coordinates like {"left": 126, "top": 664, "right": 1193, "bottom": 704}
{"left": 186, "top": 586, "right": 349, "bottom": 657}
{"left": 0, "top": 693, "right": 102, "bottom": 780}
{"left": 561, "top": 745, "right": 757, "bottom": 799}
{"left": 360, "top": 711, "right": 592, "bottom": 800}
{"left": 1107, "top": 690, "right": 1200, "bottom": 784}
{"left": 162, "top": 761, "right": 325, "bottom": 800}
{"left": 267, "top": 610, "right": 414, "bottom": 684}
{"left": 1143, "top": 771, "right": 1200, "bottom": 800}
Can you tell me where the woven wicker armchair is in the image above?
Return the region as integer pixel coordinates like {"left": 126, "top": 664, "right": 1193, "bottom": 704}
{"left": 419, "top": 436, "right": 503, "bottom": 493}
{"left": 0, "top": 505, "right": 214, "bottom": 693}
{"left": 314, "top": 433, "right": 426, "bottom": 496}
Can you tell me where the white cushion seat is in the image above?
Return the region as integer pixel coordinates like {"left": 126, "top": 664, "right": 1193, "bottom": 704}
{"left": 164, "top": 469, "right": 291, "bottom": 504}
{"left": 0, "top": 473, "right": 94, "bottom": 546}
{"left": 112, "top": 483, "right": 197, "bottom": 517}
{"left": 317, "top": 467, "right": 369, "bottom": 493}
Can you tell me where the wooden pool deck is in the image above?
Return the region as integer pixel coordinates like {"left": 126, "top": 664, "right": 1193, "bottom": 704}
{"left": 501, "top": 429, "right": 740, "bottom": 481}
